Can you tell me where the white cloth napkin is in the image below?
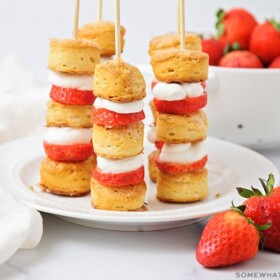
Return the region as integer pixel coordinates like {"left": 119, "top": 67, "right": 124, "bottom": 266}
{"left": 0, "top": 54, "right": 49, "bottom": 144}
{"left": 0, "top": 188, "right": 43, "bottom": 265}
{"left": 0, "top": 54, "right": 46, "bottom": 264}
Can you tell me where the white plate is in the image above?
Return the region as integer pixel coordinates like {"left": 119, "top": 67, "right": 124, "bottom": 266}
{"left": 0, "top": 134, "right": 278, "bottom": 231}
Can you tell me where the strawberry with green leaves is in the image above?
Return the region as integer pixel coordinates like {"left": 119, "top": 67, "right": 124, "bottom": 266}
{"left": 249, "top": 20, "right": 280, "bottom": 65}
{"left": 196, "top": 205, "right": 270, "bottom": 268}
{"left": 237, "top": 174, "right": 280, "bottom": 252}
{"left": 216, "top": 8, "right": 258, "bottom": 50}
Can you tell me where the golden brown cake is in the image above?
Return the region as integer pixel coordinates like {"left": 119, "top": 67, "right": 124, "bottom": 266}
{"left": 149, "top": 100, "right": 158, "bottom": 124}
{"left": 40, "top": 155, "right": 96, "bottom": 196}
{"left": 46, "top": 100, "right": 92, "bottom": 128}
{"left": 48, "top": 38, "right": 100, "bottom": 75}
{"left": 148, "top": 32, "right": 202, "bottom": 57}
{"left": 156, "top": 111, "right": 208, "bottom": 143}
{"left": 148, "top": 150, "right": 159, "bottom": 183}
{"left": 77, "top": 21, "right": 126, "bottom": 57}
{"left": 90, "top": 178, "right": 146, "bottom": 211}
{"left": 151, "top": 49, "right": 208, "bottom": 83}
{"left": 93, "top": 59, "right": 146, "bottom": 102}
{"left": 92, "top": 121, "right": 144, "bottom": 159}
{"left": 157, "top": 168, "right": 208, "bottom": 202}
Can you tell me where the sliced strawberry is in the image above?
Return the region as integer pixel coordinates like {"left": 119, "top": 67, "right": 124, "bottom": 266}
{"left": 155, "top": 141, "right": 164, "bottom": 150}
{"left": 155, "top": 155, "right": 208, "bottom": 174}
{"left": 93, "top": 166, "right": 144, "bottom": 187}
{"left": 50, "top": 85, "right": 95, "bottom": 105}
{"left": 151, "top": 80, "right": 158, "bottom": 90}
{"left": 153, "top": 93, "right": 207, "bottom": 115}
{"left": 44, "top": 141, "right": 93, "bottom": 162}
{"left": 201, "top": 81, "right": 206, "bottom": 89}
{"left": 92, "top": 108, "right": 145, "bottom": 127}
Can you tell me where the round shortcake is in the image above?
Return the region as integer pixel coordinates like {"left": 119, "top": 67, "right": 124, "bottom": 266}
{"left": 90, "top": 178, "right": 146, "bottom": 211}
{"left": 148, "top": 32, "right": 202, "bottom": 57}
{"left": 77, "top": 20, "right": 126, "bottom": 57}
{"left": 157, "top": 168, "right": 208, "bottom": 203}
{"left": 148, "top": 150, "right": 159, "bottom": 183}
{"left": 48, "top": 38, "right": 100, "bottom": 75}
{"left": 156, "top": 110, "right": 208, "bottom": 143}
{"left": 40, "top": 155, "right": 96, "bottom": 196}
{"left": 46, "top": 100, "right": 92, "bottom": 128}
{"left": 93, "top": 59, "right": 146, "bottom": 102}
{"left": 151, "top": 49, "right": 209, "bottom": 83}
{"left": 92, "top": 121, "right": 144, "bottom": 159}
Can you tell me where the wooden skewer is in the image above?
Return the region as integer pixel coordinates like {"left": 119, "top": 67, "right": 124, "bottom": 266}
{"left": 73, "top": 0, "right": 80, "bottom": 39}
{"left": 98, "top": 0, "right": 102, "bottom": 21}
{"left": 177, "top": 0, "right": 180, "bottom": 36}
{"left": 179, "top": 0, "right": 186, "bottom": 50}
{"left": 114, "top": 0, "right": 121, "bottom": 59}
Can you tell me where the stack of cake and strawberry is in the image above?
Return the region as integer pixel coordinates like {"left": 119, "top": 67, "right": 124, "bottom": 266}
{"left": 78, "top": 21, "right": 125, "bottom": 63}
{"left": 90, "top": 59, "right": 147, "bottom": 211}
{"left": 147, "top": 32, "right": 203, "bottom": 184}
{"left": 150, "top": 47, "right": 209, "bottom": 202}
{"left": 40, "top": 39, "right": 100, "bottom": 196}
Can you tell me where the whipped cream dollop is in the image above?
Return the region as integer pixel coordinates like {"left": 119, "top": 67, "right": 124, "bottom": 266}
{"left": 97, "top": 154, "right": 143, "bottom": 174}
{"left": 147, "top": 126, "right": 157, "bottom": 143}
{"left": 159, "top": 141, "right": 207, "bottom": 164}
{"left": 48, "top": 70, "right": 93, "bottom": 90}
{"left": 153, "top": 82, "right": 204, "bottom": 101}
{"left": 94, "top": 97, "right": 144, "bottom": 114}
{"left": 44, "top": 127, "right": 92, "bottom": 145}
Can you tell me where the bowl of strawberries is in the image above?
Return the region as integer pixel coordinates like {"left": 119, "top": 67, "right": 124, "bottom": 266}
{"left": 203, "top": 8, "right": 280, "bottom": 149}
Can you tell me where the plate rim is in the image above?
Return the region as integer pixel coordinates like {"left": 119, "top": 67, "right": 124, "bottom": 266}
{"left": 1, "top": 134, "right": 279, "bottom": 225}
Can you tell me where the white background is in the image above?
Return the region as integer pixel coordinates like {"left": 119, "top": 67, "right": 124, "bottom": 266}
{"left": 0, "top": 0, "right": 279, "bottom": 82}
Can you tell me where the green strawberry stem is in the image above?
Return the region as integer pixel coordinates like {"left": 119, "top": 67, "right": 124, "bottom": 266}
{"left": 215, "top": 9, "right": 225, "bottom": 37}
{"left": 268, "top": 19, "right": 280, "bottom": 31}
{"left": 237, "top": 173, "right": 275, "bottom": 198}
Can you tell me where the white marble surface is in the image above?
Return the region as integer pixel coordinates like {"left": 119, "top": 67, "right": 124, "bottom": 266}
{"left": 1, "top": 146, "right": 280, "bottom": 280}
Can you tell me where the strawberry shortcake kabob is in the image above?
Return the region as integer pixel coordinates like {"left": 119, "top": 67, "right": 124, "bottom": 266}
{"left": 40, "top": 1, "right": 100, "bottom": 196}
{"left": 90, "top": 0, "right": 147, "bottom": 211}
{"left": 150, "top": 0, "right": 209, "bottom": 202}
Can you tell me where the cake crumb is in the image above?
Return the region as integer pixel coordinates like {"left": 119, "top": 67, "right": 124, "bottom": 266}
{"left": 215, "top": 193, "right": 221, "bottom": 198}
{"left": 28, "top": 186, "right": 34, "bottom": 192}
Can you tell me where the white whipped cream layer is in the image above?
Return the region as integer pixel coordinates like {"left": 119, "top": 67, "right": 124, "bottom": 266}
{"left": 147, "top": 126, "right": 156, "bottom": 143}
{"left": 153, "top": 82, "right": 204, "bottom": 101}
{"left": 44, "top": 127, "right": 92, "bottom": 145}
{"left": 94, "top": 97, "right": 144, "bottom": 114}
{"left": 97, "top": 154, "right": 143, "bottom": 174}
{"left": 159, "top": 141, "right": 207, "bottom": 164}
{"left": 48, "top": 70, "right": 93, "bottom": 91}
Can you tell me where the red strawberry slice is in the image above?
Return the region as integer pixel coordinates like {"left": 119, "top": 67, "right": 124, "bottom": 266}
{"left": 50, "top": 85, "right": 95, "bottom": 105}
{"left": 155, "top": 141, "right": 164, "bottom": 150}
{"left": 44, "top": 141, "right": 93, "bottom": 162}
{"left": 93, "top": 166, "right": 144, "bottom": 187}
{"left": 153, "top": 93, "right": 207, "bottom": 115}
{"left": 155, "top": 155, "right": 208, "bottom": 174}
{"left": 92, "top": 108, "right": 145, "bottom": 127}
{"left": 151, "top": 80, "right": 158, "bottom": 90}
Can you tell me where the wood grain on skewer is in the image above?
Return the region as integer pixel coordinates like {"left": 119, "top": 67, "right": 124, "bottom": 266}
{"left": 114, "top": 0, "right": 121, "bottom": 59}
{"left": 73, "top": 0, "right": 80, "bottom": 39}
{"left": 177, "top": 0, "right": 180, "bottom": 36}
{"left": 179, "top": 0, "right": 186, "bottom": 50}
{"left": 98, "top": 0, "right": 102, "bottom": 21}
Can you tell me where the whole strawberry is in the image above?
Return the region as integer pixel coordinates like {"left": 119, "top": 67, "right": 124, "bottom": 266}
{"left": 216, "top": 8, "right": 258, "bottom": 49}
{"left": 219, "top": 50, "right": 263, "bottom": 68}
{"left": 237, "top": 174, "right": 280, "bottom": 252}
{"left": 250, "top": 20, "right": 280, "bottom": 65}
{"left": 196, "top": 208, "right": 263, "bottom": 268}
{"left": 269, "top": 56, "right": 280, "bottom": 68}
{"left": 202, "top": 38, "right": 224, "bottom": 66}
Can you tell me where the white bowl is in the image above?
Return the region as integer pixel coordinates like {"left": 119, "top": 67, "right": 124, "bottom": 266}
{"left": 206, "top": 66, "right": 280, "bottom": 149}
